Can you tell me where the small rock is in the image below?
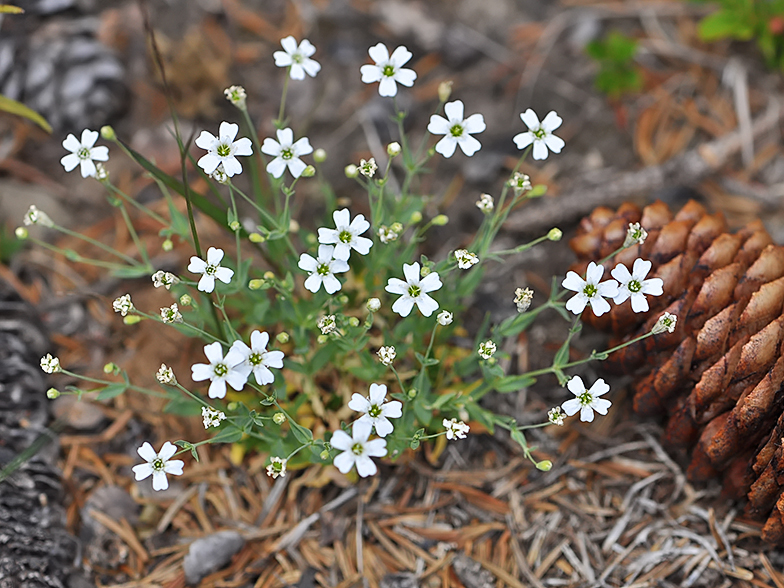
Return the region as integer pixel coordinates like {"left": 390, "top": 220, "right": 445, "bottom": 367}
{"left": 183, "top": 530, "right": 245, "bottom": 585}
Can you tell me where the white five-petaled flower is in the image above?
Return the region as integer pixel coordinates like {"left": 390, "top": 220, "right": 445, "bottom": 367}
{"left": 132, "top": 441, "right": 184, "bottom": 491}
{"left": 513, "top": 109, "right": 565, "bottom": 161}
{"left": 298, "top": 244, "right": 350, "bottom": 294}
{"left": 195, "top": 122, "right": 253, "bottom": 177}
{"left": 261, "top": 128, "right": 313, "bottom": 179}
{"left": 202, "top": 406, "right": 226, "bottom": 429}
{"left": 443, "top": 418, "right": 470, "bottom": 440}
{"left": 40, "top": 353, "right": 61, "bottom": 374}
{"left": 360, "top": 43, "right": 417, "bottom": 97}
{"left": 60, "top": 129, "right": 109, "bottom": 178}
{"left": 454, "top": 249, "right": 479, "bottom": 269}
{"left": 191, "top": 341, "right": 250, "bottom": 399}
{"left": 266, "top": 456, "right": 287, "bottom": 479}
{"left": 188, "top": 247, "right": 234, "bottom": 293}
{"left": 359, "top": 158, "right": 377, "bottom": 178}
{"left": 229, "top": 330, "right": 285, "bottom": 386}
{"left": 348, "top": 383, "right": 402, "bottom": 438}
{"left": 428, "top": 100, "right": 486, "bottom": 158}
{"left": 377, "top": 346, "right": 396, "bottom": 366}
{"left": 273, "top": 36, "right": 321, "bottom": 80}
{"left": 562, "top": 261, "right": 619, "bottom": 317}
{"left": 624, "top": 222, "right": 648, "bottom": 248}
{"left": 561, "top": 376, "right": 612, "bottom": 423}
{"left": 437, "top": 310, "right": 453, "bottom": 326}
{"left": 112, "top": 294, "right": 133, "bottom": 316}
{"left": 611, "top": 258, "right": 663, "bottom": 313}
{"left": 478, "top": 340, "right": 497, "bottom": 360}
{"left": 317, "top": 209, "right": 373, "bottom": 261}
{"left": 385, "top": 262, "right": 442, "bottom": 317}
{"left": 331, "top": 421, "right": 387, "bottom": 477}
{"left": 652, "top": 312, "right": 678, "bottom": 335}
{"left": 548, "top": 406, "right": 565, "bottom": 426}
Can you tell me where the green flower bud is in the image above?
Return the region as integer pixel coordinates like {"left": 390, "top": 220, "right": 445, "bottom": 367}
{"left": 301, "top": 165, "right": 316, "bottom": 178}
{"left": 15, "top": 227, "right": 28, "bottom": 240}
{"left": 179, "top": 294, "right": 192, "bottom": 306}
{"left": 348, "top": 317, "right": 360, "bottom": 327}
{"left": 103, "top": 362, "right": 119, "bottom": 375}
{"left": 536, "top": 460, "right": 553, "bottom": 472}
{"left": 317, "top": 334, "right": 328, "bottom": 344}
{"left": 162, "top": 239, "right": 173, "bottom": 252}
{"left": 289, "top": 219, "right": 300, "bottom": 233}
{"left": 390, "top": 222, "right": 403, "bottom": 234}
{"left": 313, "top": 148, "right": 327, "bottom": 163}
{"left": 272, "top": 412, "right": 286, "bottom": 425}
{"left": 345, "top": 164, "right": 359, "bottom": 178}
{"left": 409, "top": 211, "right": 422, "bottom": 224}
{"left": 432, "top": 214, "right": 449, "bottom": 226}
{"left": 263, "top": 271, "right": 275, "bottom": 280}
{"left": 387, "top": 142, "right": 401, "bottom": 157}
{"left": 438, "top": 80, "right": 453, "bottom": 102}
{"left": 123, "top": 315, "right": 142, "bottom": 325}
{"left": 407, "top": 388, "right": 417, "bottom": 399}
{"left": 46, "top": 388, "right": 60, "bottom": 399}
{"left": 227, "top": 402, "right": 239, "bottom": 411}
{"left": 276, "top": 332, "right": 290, "bottom": 344}
{"left": 320, "top": 449, "right": 330, "bottom": 460}
{"left": 229, "top": 220, "right": 241, "bottom": 231}
{"left": 306, "top": 233, "right": 317, "bottom": 245}
{"left": 337, "top": 294, "right": 349, "bottom": 305}
{"left": 547, "top": 228, "right": 562, "bottom": 241}
{"left": 249, "top": 232, "right": 265, "bottom": 243}
{"left": 249, "top": 279, "right": 264, "bottom": 290}
{"left": 100, "top": 125, "right": 116, "bottom": 141}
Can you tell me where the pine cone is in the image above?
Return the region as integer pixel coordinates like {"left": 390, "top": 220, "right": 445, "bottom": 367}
{"left": 570, "top": 200, "right": 784, "bottom": 544}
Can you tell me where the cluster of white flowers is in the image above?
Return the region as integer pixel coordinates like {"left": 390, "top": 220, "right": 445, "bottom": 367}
{"left": 476, "top": 193, "right": 494, "bottom": 213}
{"left": 156, "top": 364, "right": 177, "bottom": 386}
{"left": 160, "top": 303, "right": 182, "bottom": 324}
{"left": 24, "top": 205, "right": 54, "bottom": 227}
{"left": 359, "top": 158, "right": 377, "bottom": 178}
{"left": 40, "top": 353, "right": 61, "bottom": 374}
{"left": 562, "top": 258, "right": 663, "bottom": 317}
{"left": 202, "top": 406, "right": 226, "bottom": 429}
{"left": 318, "top": 315, "right": 337, "bottom": 335}
{"left": 653, "top": 312, "right": 678, "bottom": 334}
{"left": 377, "top": 223, "right": 402, "bottom": 244}
{"left": 377, "top": 346, "right": 396, "bottom": 366}
{"left": 191, "top": 331, "right": 284, "bottom": 398}
{"left": 112, "top": 294, "right": 134, "bottom": 317}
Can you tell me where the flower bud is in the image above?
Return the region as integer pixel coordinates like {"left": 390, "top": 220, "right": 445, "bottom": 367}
{"left": 227, "top": 402, "right": 238, "bottom": 411}
{"left": 229, "top": 220, "right": 241, "bottom": 232}
{"left": 345, "top": 164, "right": 359, "bottom": 178}
{"left": 407, "top": 388, "right": 417, "bottom": 399}
{"left": 289, "top": 219, "right": 300, "bottom": 233}
{"left": 438, "top": 80, "right": 453, "bottom": 103}
{"left": 162, "top": 239, "right": 173, "bottom": 252}
{"left": 123, "top": 315, "right": 142, "bottom": 325}
{"left": 100, "top": 125, "right": 116, "bottom": 141}
{"left": 536, "top": 460, "right": 553, "bottom": 472}
{"left": 313, "top": 148, "right": 327, "bottom": 163}
{"left": 249, "top": 279, "right": 264, "bottom": 290}
{"left": 103, "top": 362, "right": 119, "bottom": 375}
{"left": 320, "top": 449, "right": 330, "bottom": 460}
{"left": 46, "top": 388, "right": 60, "bottom": 399}
{"left": 432, "top": 214, "right": 449, "bottom": 226}
{"left": 272, "top": 412, "right": 286, "bottom": 425}
{"left": 390, "top": 222, "right": 404, "bottom": 233}
{"left": 263, "top": 271, "right": 275, "bottom": 280}
{"left": 301, "top": 165, "right": 316, "bottom": 178}
{"left": 249, "top": 232, "right": 265, "bottom": 243}
{"left": 348, "top": 317, "right": 360, "bottom": 327}
{"left": 15, "top": 227, "right": 28, "bottom": 240}
{"left": 179, "top": 294, "right": 192, "bottom": 306}
{"left": 276, "top": 332, "right": 290, "bottom": 344}
{"left": 337, "top": 294, "right": 349, "bottom": 305}
{"left": 387, "top": 142, "right": 401, "bottom": 157}
{"left": 317, "top": 334, "right": 328, "bottom": 344}
{"left": 547, "top": 228, "right": 562, "bottom": 241}
{"left": 409, "top": 211, "right": 422, "bottom": 224}
{"left": 367, "top": 298, "right": 381, "bottom": 312}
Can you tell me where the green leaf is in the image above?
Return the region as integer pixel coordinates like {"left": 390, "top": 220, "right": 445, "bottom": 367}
{"left": 429, "top": 392, "right": 457, "bottom": 410}
{"left": 163, "top": 396, "right": 202, "bottom": 416}
{"left": 553, "top": 337, "right": 571, "bottom": 368}
{"left": 465, "top": 402, "right": 495, "bottom": 434}
{"left": 509, "top": 427, "right": 530, "bottom": 452}
{"left": 0, "top": 5, "right": 24, "bottom": 13}
{"left": 209, "top": 428, "right": 244, "bottom": 443}
{"left": 0, "top": 95, "right": 51, "bottom": 133}
{"left": 497, "top": 309, "right": 538, "bottom": 337}
{"left": 413, "top": 399, "right": 433, "bottom": 427}
{"left": 493, "top": 374, "right": 537, "bottom": 393}
{"left": 415, "top": 352, "right": 440, "bottom": 367}
{"left": 111, "top": 265, "right": 152, "bottom": 279}
{"left": 698, "top": 11, "right": 754, "bottom": 41}
{"left": 96, "top": 383, "right": 127, "bottom": 400}
{"left": 288, "top": 418, "right": 313, "bottom": 444}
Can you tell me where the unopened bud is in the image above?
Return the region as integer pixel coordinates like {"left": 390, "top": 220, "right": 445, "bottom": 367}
{"left": 320, "top": 449, "right": 330, "bottom": 460}
{"left": 432, "top": 214, "right": 448, "bottom": 226}
{"left": 103, "top": 362, "right": 119, "bottom": 375}
{"left": 162, "top": 239, "right": 173, "bottom": 252}
{"left": 387, "top": 142, "right": 401, "bottom": 157}
{"left": 348, "top": 316, "right": 360, "bottom": 327}
{"left": 313, "top": 148, "right": 327, "bottom": 163}
{"left": 46, "top": 388, "right": 60, "bottom": 399}
{"left": 15, "top": 227, "right": 28, "bottom": 240}
{"left": 249, "top": 232, "right": 265, "bottom": 243}
{"left": 100, "top": 125, "right": 116, "bottom": 141}
{"left": 536, "top": 460, "right": 553, "bottom": 472}
{"left": 547, "top": 228, "right": 562, "bottom": 241}
{"left": 229, "top": 220, "right": 241, "bottom": 231}
{"left": 123, "top": 315, "right": 142, "bottom": 325}
{"left": 276, "top": 332, "right": 289, "bottom": 344}
{"left": 407, "top": 388, "right": 418, "bottom": 399}
{"left": 301, "top": 165, "right": 316, "bottom": 178}
{"left": 345, "top": 164, "right": 359, "bottom": 178}
{"left": 438, "top": 80, "right": 453, "bottom": 102}
{"left": 179, "top": 294, "right": 192, "bottom": 306}
{"left": 409, "top": 211, "right": 422, "bottom": 224}
{"left": 249, "top": 279, "right": 264, "bottom": 290}
{"left": 317, "top": 334, "right": 328, "bottom": 344}
{"left": 289, "top": 219, "right": 300, "bottom": 233}
{"left": 272, "top": 412, "right": 286, "bottom": 425}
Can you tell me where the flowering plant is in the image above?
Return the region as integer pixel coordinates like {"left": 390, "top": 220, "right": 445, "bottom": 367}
{"left": 23, "top": 36, "right": 676, "bottom": 487}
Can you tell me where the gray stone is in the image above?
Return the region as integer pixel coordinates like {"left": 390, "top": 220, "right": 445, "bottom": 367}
{"left": 183, "top": 531, "right": 245, "bottom": 585}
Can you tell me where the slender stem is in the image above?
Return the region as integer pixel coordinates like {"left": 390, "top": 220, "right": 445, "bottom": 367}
{"left": 50, "top": 223, "right": 139, "bottom": 265}
{"left": 117, "top": 201, "right": 151, "bottom": 267}
{"left": 28, "top": 237, "right": 137, "bottom": 271}
{"left": 277, "top": 72, "right": 291, "bottom": 125}
{"left": 105, "top": 182, "right": 168, "bottom": 225}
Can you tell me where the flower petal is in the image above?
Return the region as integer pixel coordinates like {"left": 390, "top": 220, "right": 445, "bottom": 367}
{"left": 531, "top": 140, "right": 549, "bottom": 161}
{"left": 415, "top": 293, "right": 439, "bottom": 316}
{"left": 355, "top": 455, "right": 377, "bottom": 477}
{"left": 276, "top": 128, "right": 294, "bottom": 147}
{"left": 610, "top": 263, "right": 632, "bottom": 283}
{"left": 630, "top": 292, "right": 649, "bottom": 313}
{"left": 520, "top": 109, "right": 541, "bottom": 130}
{"left": 391, "top": 296, "right": 414, "bottom": 317}
{"left": 219, "top": 122, "right": 239, "bottom": 143}
{"left": 543, "top": 134, "right": 564, "bottom": 154}
{"left": 588, "top": 296, "right": 611, "bottom": 317}
{"left": 541, "top": 111, "right": 563, "bottom": 132}
{"left": 364, "top": 438, "right": 388, "bottom": 457}
{"left": 208, "top": 378, "right": 227, "bottom": 399}
{"left": 151, "top": 470, "right": 169, "bottom": 491}
{"left": 280, "top": 35, "right": 298, "bottom": 54}
{"left": 389, "top": 45, "right": 412, "bottom": 66}
{"left": 382, "top": 400, "right": 402, "bottom": 418}
{"left": 562, "top": 271, "right": 585, "bottom": 292}
{"left": 458, "top": 135, "right": 482, "bottom": 156}
{"left": 333, "top": 451, "right": 355, "bottom": 474}
{"left": 513, "top": 131, "right": 534, "bottom": 150}
{"left": 137, "top": 442, "right": 157, "bottom": 462}
{"left": 215, "top": 266, "right": 234, "bottom": 284}
{"left": 164, "top": 460, "right": 184, "bottom": 476}
{"left": 463, "top": 113, "right": 486, "bottom": 134}
{"left": 195, "top": 130, "right": 217, "bottom": 150}
{"left": 561, "top": 398, "right": 581, "bottom": 416}
{"left": 368, "top": 43, "right": 390, "bottom": 64}
{"left": 62, "top": 133, "right": 81, "bottom": 152}
{"left": 444, "top": 100, "right": 465, "bottom": 123}
{"left": 588, "top": 378, "right": 610, "bottom": 398}
{"left": 266, "top": 157, "right": 286, "bottom": 178}
{"left": 567, "top": 376, "right": 585, "bottom": 396}
{"left": 348, "top": 393, "right": 371, "bottom": 413}
{"left": 132, "top": 463, "right": 152, "bottom": 481}
{"left": 378, "top": 77, "right": 398, "bottom": 97}
{"left": 435, "top": 136, "right": 457, "bottom": 157}
{"left": 79, "top": 158, "right": 97, "bottom": 177}
{"left": 60, "top": 152, "right": 80, "bottom": 172}
{"left": 419, "top": 272, "right": 443, "bottom": 292}
{"left": 191, "top": 363, "right": 213, "bottom": 382}
{"left": 207, "top": 247, "right": 224, "bottom": 265}
{"left": 203, "top": 341, "right": 224, "bottom": 364}
{"left": 579, "top": 405, "right": 595, "bottom": 422}
{"left": 402, "top": 263, "right": 420, "bottom": 285}
{"left": 233, "top": 137, "right": 253, "bottom": 156}
{"left": 330, "top": 430, "right": 352, "bottom": 451}
{"left": 198, "top": 274, "right": 215, "bottom": 293}
{"left": 360, "top": 64, "right": 382, "bottom": 83}
{"left": 368, "top": 383, "right": 387, "bottom": 404}
{"left": 303, "top": 274, "right": 323, "bottom": 293}
{"left": 385, "top": 278, "right": 408, "bottom": 295}
{"left": 222, "top": 156, "right": 242, "bottom": 177}
{"left": 80, "top": 129, "right": 99, "bottom": 148}
{"left": 592, "top": 397, "right": 612, "bottom": 415}
{"left": 158, "top": 441, "right": 177, "bottom": 461}
{"left": 374, "top": 418, "right": 394, "bottom": 437}
{"left": 565, "top": 293, "right": 588, "bottom": 315}
{"left": 261, "top": 137, "right": 282, "bottom": 157}
{"left": 394, "top": 68, "right": 416, "bottom": 87}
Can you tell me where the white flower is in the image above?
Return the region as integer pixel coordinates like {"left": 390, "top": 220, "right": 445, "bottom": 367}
{"left": 547, "top": 406, "right": 565, "bottom": 426}
{"left": 60, "top": 129, "right": 109, "bottom": 178}
{"left": 160, "top": 303, "right": 182, "bottom": 324}
{"left": 359, "top": 158, "right": 377, "bottom": 178}
{"left": 561, "top": 376, "right": 612, "bottom": 423}
{"left": 387, "top": 142, "right": 401, "bottom": 157}
{"left": 562, "top": 261, "right": 619, "bottom": 317}
{"left": 191, "top": 341, "right": 250, "bottom": 399}
{"left": 132, "top": 441, "right": 184, "bottom": 491}
{"left": 367, "top": 298, "right": 381, "bottom": 312}
{"left": 94, "top": 162, "right": 109, "bottom": 182}
{"left": 152, "top": 270, "right": 179, "bottom": 290}
{"left": 188, "top": 247, "right": 234, "bottom": 293}
{"left": 261, "top": 128, "right": 313, "bottom": 179}
{"left": 112, "top": 294, "right": 133, "bottom": 316}
{"left": 478, "top": 340, "right": 496, "bottom": 360}
{"left": 476, "top": 193, "right": 494, "bottom": 213}
{"left": 195, "top": 122, "right": 253, "bottom": 177}
{"left": 513, "top": 109, "right": 565, "bottom": 161}
{"left": 331, "top": 421, "right": 387, "bottom": 477}
{"left": 40, "top": 353, "right": 61, "bottom": 374}
{"left": 202, "top": 406, "right": 226, "bottom": 429}
{"left": 652, "top": 312, "right": 678, "bottom": 335}
{"left": 611, "top": 258, "right": 664, "bottom": 313}
{"left": 443, "top": 418, "right": 470, "bottom": 440}
{"left": 348, "top": 383, "right": 402, "bottom": 438}
{"left": 317, "top": 209, "right": 373, "bottom": 261}
{"left": 360, "top": 43, "right": 417, "bottom": 97}
{"left": 266, "top": 456, "right": 287, "bottom": 479}
{"left": 377, "top": 346, "right": 396, "bottom": 366}
{"left": 428, "top": 100, "right": 486, "bottom": 158}
{"left": 437, "top": 310, "right": 453, "bottom": 326}
{"left": 509, "top": 172, "right": 532, "bottom": 195}
{"left": 298, "top": 245, "right": 349, "bottom": 294}
{"left": 273, "top": 36, "right": 321, "bottom": 80}
{"left": 229, "top": 330, "right": 285, "bottom": 386}
{"left": 156, "top": 364, "right": 177, "bottom": 386}
{"left": 23, "top": 205, "right": 53, "bottom": 227}
{"left": 514, "top": 288, "right": 534, "bottom": 313}
{"left": 454, "top": 249, "right": 479, "bottom": 269}
{"left": 385, "top": 262, "right": 442, "bottom": 317}
{"left": 224, "top": 85, "right": 247, "bottom": 109}
{"left": 211, "top": 165, "right": 229, "bottom": 184}
{"left": 318, "top": 315, "right": 337, "bottom": 335}
{"left": 624, "top": 222, "right": 648, "bottom": 248}
{"left": 377, "top": 225, "right": 399, "bottom": 244}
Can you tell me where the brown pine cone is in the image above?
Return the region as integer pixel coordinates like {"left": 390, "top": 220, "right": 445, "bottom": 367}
{"left": 570, "top": 200, "right": 784, "bottom": 544}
